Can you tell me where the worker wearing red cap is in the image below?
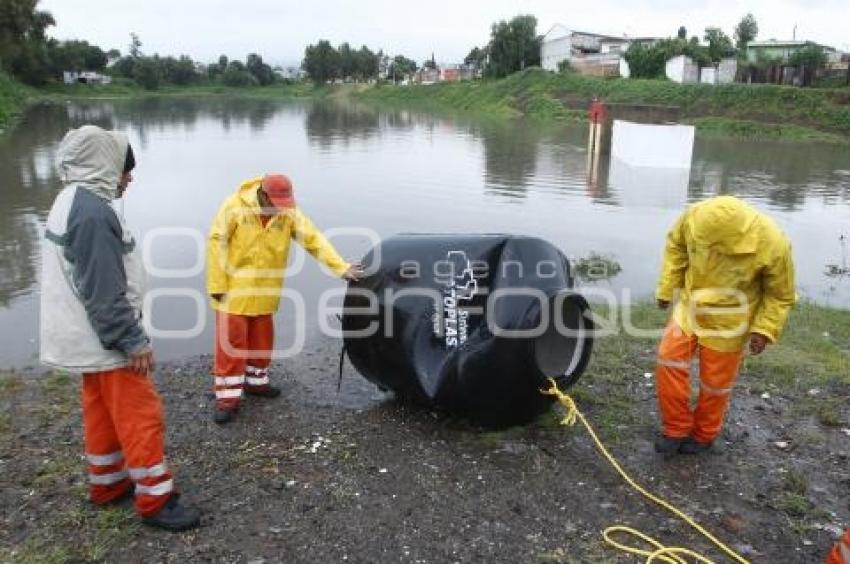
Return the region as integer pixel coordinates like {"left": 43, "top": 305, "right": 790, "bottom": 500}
{"left": 206, "top": 174, "right": 362, "bottom": 424}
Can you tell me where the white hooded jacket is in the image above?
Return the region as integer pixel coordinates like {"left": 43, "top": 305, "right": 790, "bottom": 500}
{"left": 40, "top": 125, "right": 148, "bottom": 373}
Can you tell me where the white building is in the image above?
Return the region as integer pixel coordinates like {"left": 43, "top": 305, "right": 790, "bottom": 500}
{"left": 716, "top": 58, "right": 737, "bottom": 84}
{"left": 541, "top": 24, "right": 634, "bottom": 75}
{"left": 275, "top": 66, "right": 306, "bottom": 81}
{"left": 700, "top": 66, "right": 717, "bottom": 84}
{"left": 62, "top": 71, "right": 112, "bottom": 85}
{"left": 665, "top": 55, "right": 699, "bottom": 84}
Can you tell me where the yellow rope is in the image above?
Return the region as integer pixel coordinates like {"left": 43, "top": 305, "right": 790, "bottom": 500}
{"left": 541, "top": 378, "right": 750, "bottom": 564}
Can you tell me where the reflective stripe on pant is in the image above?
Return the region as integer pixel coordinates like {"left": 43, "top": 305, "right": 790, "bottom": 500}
{"left": 655, "top": 322, "right": 742, "bottom": 443}
{"left": 82, "top": 369, "right": 174, "bottom": 517}
{"left": 826, "top": 529, "right": 850, "bottom": 564}
{"left": 213, "top": 312, "right": 274, "bottom": 410}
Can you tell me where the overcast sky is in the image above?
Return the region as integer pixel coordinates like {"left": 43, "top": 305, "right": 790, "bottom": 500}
{"left": 41, "top": 0, "right": 849, "bottom": 67}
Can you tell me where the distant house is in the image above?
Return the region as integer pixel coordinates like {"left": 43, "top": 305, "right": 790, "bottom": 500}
{"left": 275, "top": 66, "right": 306, "bottom": 81}
{"left": 439, "top": 65, "right": 461, "bottom": 82}
{"left": 746, "top": 40, "right": 836, "bottom": 63}
{"left": 63, "top": 71, "right": 112, "bottom": 85}
{"left": 413, "top": 68, "right": 440, "bottom": 84}
{"left": 541, "top": 25, "right": 660, "bottom": 77}
{"left": 745, "top": 40, "right": 839, "bottom": 86}
{"left": 542, "top": 25, "right": 627, "bottom": 74}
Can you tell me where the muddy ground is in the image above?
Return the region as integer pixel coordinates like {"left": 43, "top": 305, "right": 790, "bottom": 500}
{"left": 1, "top": 334, "right": 848, "bottom": 563}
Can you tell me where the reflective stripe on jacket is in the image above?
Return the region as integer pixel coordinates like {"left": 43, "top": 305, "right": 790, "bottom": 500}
{"left": 206, "top": 177, "right": 349, "bottom": 316}
{"left": 656, "top": 196, "right": 796, "bottom": 352}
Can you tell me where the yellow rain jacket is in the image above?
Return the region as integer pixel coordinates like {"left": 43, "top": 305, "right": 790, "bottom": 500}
{"left": 207, "top": 177, "right": 350, "bottom": 315}
{"left": 656, "top": 196, "right": 796, "bottom": 352}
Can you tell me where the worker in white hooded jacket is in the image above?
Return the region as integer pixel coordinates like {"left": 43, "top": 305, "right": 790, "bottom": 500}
{"left": 40, "top": 125, "right": 199, "bottom": 531}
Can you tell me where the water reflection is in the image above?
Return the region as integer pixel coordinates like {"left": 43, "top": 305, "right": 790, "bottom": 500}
{"left": 478, "top": 121, "right": 539, "bottom": 199}
{"left": 607, "top": 157, "right": 691, "bottom": 209}
{"left": 306, "top": 103, "right": 382, "bottom": 150}
{"left": 689, "top": 139, "right": 850, "bottom": 211}
{"left": 0, "top": 106, "right": 67, "bottom": 305}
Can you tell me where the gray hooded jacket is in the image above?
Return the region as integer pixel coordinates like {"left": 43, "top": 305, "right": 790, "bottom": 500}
{"left": 40, "top": 125, "right": 149, "bottom": 372}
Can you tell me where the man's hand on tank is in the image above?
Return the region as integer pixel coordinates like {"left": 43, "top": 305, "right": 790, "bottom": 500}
{"left": 343, "top": 264, "right": 365, "bottom": 281}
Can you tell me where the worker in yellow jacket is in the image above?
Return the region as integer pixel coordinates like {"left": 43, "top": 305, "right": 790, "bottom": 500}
{"left": 654, "top": 196, "right": 796, "bottom": 456}
{"left": 207, "top": 174, "right": 361, "bottom": 424}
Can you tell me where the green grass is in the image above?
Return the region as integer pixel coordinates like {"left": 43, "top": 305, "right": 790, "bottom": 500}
{"left": 39, "top": 77, "right": 324, "bottom": 101}
{"left": 688, "top": 117, "right": 849, "bottom": 144}
{"left": 0, "top": 72, "right": 34, "bottom": 132}
{"left": 783, "top": 470, "right": 809, "bottom": 496}
{"left": 355, "top": 68, "right": 850, "bottom": 141}
{"left": 0, "top": 371, "right": 24, "bottom": 395}
{"left": 40, "top": 371, "right": 72, "bottom": 393}
{"left": 3, "top": 505, "right": 138, "bottom": 563}
{"left": 744, "top": 302, "right": 850, "bottom": 393}
{"left": 32, "top": 456, "right": 79, "bottom": 487}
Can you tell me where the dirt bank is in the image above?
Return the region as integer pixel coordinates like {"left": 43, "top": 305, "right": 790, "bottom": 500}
{"left": 1, "top": 317, "right": 848, "bottom": 562}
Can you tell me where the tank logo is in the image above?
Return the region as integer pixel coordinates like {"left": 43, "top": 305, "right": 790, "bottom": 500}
{"left": 436, "top": 251, "right": 480, "bottom": 349}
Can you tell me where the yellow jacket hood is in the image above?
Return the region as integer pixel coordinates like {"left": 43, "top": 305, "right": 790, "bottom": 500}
{"left": 690, "top": 196, "right": 759, "bottom": 255}
{"left": 656, "top": 196, "right": 797, "bottom": 351}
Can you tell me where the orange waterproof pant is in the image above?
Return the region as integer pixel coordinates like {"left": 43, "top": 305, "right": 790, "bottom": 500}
{"left": 212, "top": 312, "right": 274, "bottom": 410}
{"left": 655, "top": 322, "right": 743, "bottom": 443}
{"left": 82, "top": 368, "right": 174, "bottom": 517}
{"left": 826, "top": 529, "right": 850, "bottom": 564}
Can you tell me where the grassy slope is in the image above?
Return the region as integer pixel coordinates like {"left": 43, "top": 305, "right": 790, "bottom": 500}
{"left": 37, "top": 78, "right": 324, "bottom": 100}
{"left": 0, "top": 72, "right": 33, "bottom": 131}
{"left": 356, "top": 69, "right": 850, "bottom": 143}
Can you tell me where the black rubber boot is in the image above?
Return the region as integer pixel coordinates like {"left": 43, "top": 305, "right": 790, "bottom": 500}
{"left": 679, "top": 437, "right": 713, "bottom": 455}
{"left": 654, "top": 435, "right": 685, "bottom": 457}
{"left": 213, "top": 407, "right": 236, "bottom": 424}
{"left": 142, "top": 496, "right": 200, "bottom": 532}
{"left": 245, "top": 385, "right": 281, "bottom": 398}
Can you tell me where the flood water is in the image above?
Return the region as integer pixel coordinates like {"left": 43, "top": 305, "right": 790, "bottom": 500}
{"left": 1, "top": 98, "right": 848, "bottom": 368}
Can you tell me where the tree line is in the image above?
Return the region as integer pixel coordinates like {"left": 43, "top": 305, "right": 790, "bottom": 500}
{"left": 110, "top": 34, "right": 277, "bottom": 89}
{"left": 0, "top": 0, "right": 282, "bottom": 89}
{"left": 7, "top": 1, "right": 827, "bottom": 91}
{"left": 467, "top": 14, "right": 540, "bottom": 79}
{"left": 300, "top": 14, "right": 542, "bottom": 84}
{"left": 301, "top": 41, "right": 382, "bottom": 83}
{"left": 3, "top": 0, "right": 546, "bottom": 88}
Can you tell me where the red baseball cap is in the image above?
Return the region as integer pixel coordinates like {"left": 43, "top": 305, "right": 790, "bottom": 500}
{"left": 262, "top": 173, "right": 295, "bottom": 209}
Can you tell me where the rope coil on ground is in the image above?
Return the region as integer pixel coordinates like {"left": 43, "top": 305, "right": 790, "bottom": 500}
{"left": 541, "top": 378, "right": 750, "bottom": 564}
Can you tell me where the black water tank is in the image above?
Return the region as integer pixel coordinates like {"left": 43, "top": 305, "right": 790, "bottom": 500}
{"left": 342, "top": 234, "right": 594, "bottom": 427}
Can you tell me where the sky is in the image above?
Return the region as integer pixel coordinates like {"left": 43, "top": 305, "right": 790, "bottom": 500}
{"left": 41, "top": 0, "right": 849, "bottom": 67}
